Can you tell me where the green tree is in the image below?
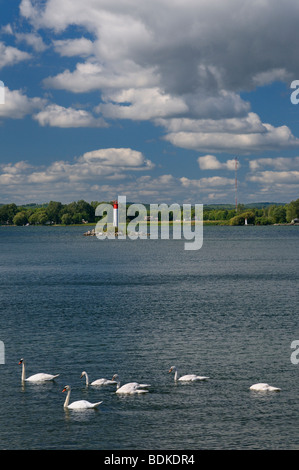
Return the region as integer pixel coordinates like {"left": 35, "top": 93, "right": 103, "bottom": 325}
{"left": 46, "top": 201, "right": 62, "bottom": 224}
{"left": 229, "top": 211, "right": 255, "bottom": 226}
{"left": 0, "top": 203, "right": 18, "bottom": 224}
{"left": 72, "top": 212, "right": 84, "bottom": 224}
{"left": 286, "top": 198, "right": 299, "bottom": 222}
{"left": 13, "top": 211, "right": 28, "bottom": 226}
{"left": 28, "top": 209, "right": 48, "bottom": 225}
{"left": 61, "top": 213, "right": 73, "bottom": 225}
{"left": 269, "top": 205, "right": 286, "bottom": 223}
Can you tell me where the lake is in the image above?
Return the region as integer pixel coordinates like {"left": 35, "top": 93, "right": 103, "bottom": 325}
{"left": 0, "top": 225, "right": 298, "bottom": 449}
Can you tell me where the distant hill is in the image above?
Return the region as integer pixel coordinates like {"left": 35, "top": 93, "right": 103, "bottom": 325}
{"left": 0, "top": 203, "right": 48, "bottom": 208}
{"left": 203, "top": 202, "right": 284, "bottom": 210}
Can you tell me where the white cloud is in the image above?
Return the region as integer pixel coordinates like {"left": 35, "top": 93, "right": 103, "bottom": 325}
{"left": 53, "top": 38, "right": 94, "bottom": 57}
{"left": 15, "top": 32, "right": 47, "bottom": 52}
{"left": 0, "top": 148, "right": 154, "bottom": 188}
{"left": 0, "top": 87, "right": 45, "bottom": 119}
{"left": 0, "top": 42, "right": 31, "bottom": 69}
{"left": 100, "top": 87, "right": 188, "bottom": 120}
{"left": 43, "top": 60, "right": 158, "bottom": 93}
{"left": 20, "top": 0, "right": 299, "bottom": 94}
{"left": 249, "top": 157, "right": 299, "bottom": 171}
{"left": 33, "top": 104, "right": 107, "bottom": 128}
{"left": 157, "top": 113, "right": 266, "bottom": 134}
{"left": 79, "top": 148, "right": 154, "bottom": 170}
{"left": 18, "top": 0, "right": 299, "bottom": 155}
{"left": 180, "top": 176, "right": 235, "bottom": 189}
{"left": 164, "top": 123, "right": 299, "bottom": 155}
{"left": 252, "top": 68, "right": 290, "bottom": 87}
{"left": 248, "top": 171, "right": 299, "bottom": 184}
{"left": 198, "top": 155, "right": 238, "bottom": 171}
{"left": 1, "top": 24, "right": 13, "bottom": 35}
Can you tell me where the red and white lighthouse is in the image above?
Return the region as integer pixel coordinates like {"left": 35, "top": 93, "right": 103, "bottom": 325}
{"left": 113, "top": 200, "right": 118, "bottom": 228}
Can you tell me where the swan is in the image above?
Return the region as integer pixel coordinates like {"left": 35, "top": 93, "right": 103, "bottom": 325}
{"left": 19, "top": 358, "right": 59, "bottom": 383}
{"left": 250, "top": 383, "right": 281, "bottom": 392}
{"left": 168, "top": 365, "right": 209, "bottom": 382}
{"left": 62, "top": 385, "right": 103, "bottom": 409}
{"left": 111, "top": 374, "right": 151, "bottom": 395}
{"left": 81, "top": 371, "right": 117, "bottom": 386}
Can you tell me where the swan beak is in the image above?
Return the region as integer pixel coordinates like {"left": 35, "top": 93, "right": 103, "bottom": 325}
{"left": 62, "top": 388, "right": 66, "bottom": 393}
{"left": 168, "top": 369, "right": 172, "bottom": 373}
{"left": 18, "top": 361, "right": 22, "bottom": 365}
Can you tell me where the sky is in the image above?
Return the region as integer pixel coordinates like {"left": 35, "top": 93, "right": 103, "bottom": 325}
{"left": 0, "top": 0, "right": 299, "bottom": 205}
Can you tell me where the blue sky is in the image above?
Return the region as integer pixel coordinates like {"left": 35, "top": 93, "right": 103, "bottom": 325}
{"left": 0, "top": 0, "right": 299, "bottom": 205}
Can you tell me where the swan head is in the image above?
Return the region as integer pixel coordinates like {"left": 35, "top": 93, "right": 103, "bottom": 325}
{"left": 18, "top": 358, "right": 24, "bottom": 365}
{"left": 111, "top": 374, "right": 120, "bottom": 388}
{"left": 62, "top": 385, "right": 70, "bottom": 393}
{"left": 80, "top": 371, "right": 87, "bottom": 378}
{"left": 168, "top": 366, "right": 177, "bottom": 373}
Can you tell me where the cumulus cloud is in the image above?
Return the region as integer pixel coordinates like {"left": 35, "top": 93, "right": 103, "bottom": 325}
{"left": 15, "top": 32, "right": 47, "bottom": 52}
{"left": 157, "top": 113, "right": 266, "bottom": 135}
{"left": 0, "top": 41, "right": 31, "bottom": 69}
{"left": 1, "top": 0, "right": 297, "bottom": 203}
{"left": 33, "top": 104, "right": 107, "bottom": 128}
{"left": 0, "top": 87, "right": 45, "bottom": 119}
{"left": 0, "top": 148, "right": 154, "bottom": 187}
{"left": 43, "top": 60, "right": 158, "bottom": 93}
{"left": 17, "top": 0, "right": 299, "bottom": 156}
{"left": 99, "top": 87, "right": 188, "bottom": 120}
{"left": 20, "top": 0, "right": 299, "bottom": 93}
{"left": 180, "top": 175, "right": 235, "bottom": 189}
{"left": 248, "top": 171, "right": 299, "bottom": 184}
{"left": 249, "top": 156, "right": 299, "bottom": 171}
{"left": 53, "top": 38, "right": 94, "bottom": 57}
{"left": 198, "top": 155, "right": 238, "bottom": 171}
{"left": 246, "top": 157, "right": 299, "bottom": 200}
{"left": 164, "top": 123, "right": 299, "bottom": 155}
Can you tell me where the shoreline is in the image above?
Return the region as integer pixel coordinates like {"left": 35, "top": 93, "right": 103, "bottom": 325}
{"left": 1, "top": 221, "right": 299, "bottom": 228}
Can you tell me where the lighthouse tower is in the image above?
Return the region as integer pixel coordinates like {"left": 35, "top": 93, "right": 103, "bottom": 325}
{"left": 113, "top": 200, "right": 118, "bottom": 228}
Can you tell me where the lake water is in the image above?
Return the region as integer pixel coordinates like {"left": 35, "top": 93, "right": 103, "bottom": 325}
{"left": 0, "top": 225, "right": 298, "bottom": 450}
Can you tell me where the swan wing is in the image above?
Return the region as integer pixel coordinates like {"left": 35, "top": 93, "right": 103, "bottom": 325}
{"left": 91, "top": 378, "right": 117, "bottom": 386}
{"left": 26, "top": 373, "right": 59, "bottom": 382}
{"left": 116, "top": 382, "right": 149, "bottom": 394}
{"left": 250, "top": 383, "right": 281, "bottom": 392}
{"left": 178, "top": 374, "right": 209, "bottom": 382}
{"left": 68, "top": 400, "right": 103, "bottom": 409}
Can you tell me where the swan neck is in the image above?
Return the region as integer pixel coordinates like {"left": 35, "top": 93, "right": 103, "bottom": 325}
{"left": 21, "top": 361, "right": 26, "bottom": 382}
{"left": 84, "top": 372, "right": 89, "bottom": 385}
{"left": 174, "top": 370, "right": 178, "bottom": 381}
{"left": 64, "top": 389, "right": 71, "bottom": 408}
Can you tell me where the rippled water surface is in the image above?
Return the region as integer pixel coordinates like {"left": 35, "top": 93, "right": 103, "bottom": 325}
{"left": 0, "top": 225, "right": 298, "bottom": 449}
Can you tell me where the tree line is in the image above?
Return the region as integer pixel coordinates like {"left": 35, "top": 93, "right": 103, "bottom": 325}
{"left": 204, "top": 200, "right": 299, "bottom": 225}
{"left": 0, "top": 198, "right": 298, "bottom": 226}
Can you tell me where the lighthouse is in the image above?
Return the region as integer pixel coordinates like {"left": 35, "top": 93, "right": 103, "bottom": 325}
{"left": 113, "top": 200, "right": 118, "bottom": 228}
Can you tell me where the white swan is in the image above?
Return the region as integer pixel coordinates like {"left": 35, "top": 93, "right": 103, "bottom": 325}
{"left": 250, "top": 383, "right": 281, "bottom": 392}
{"left": 19, "top": 358, "right": 59, "bottom": 383}
{"left": 168, "top": 365, "right": 209, "bottom": 382}
{"left": 62, "top": 385, "right": 103, "bottom": 409}
{"left": 111, "top": 374, "right": 151, "bottom": 395}
{"left": 81, "top": 370, "right": 117, "bottom": 386}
